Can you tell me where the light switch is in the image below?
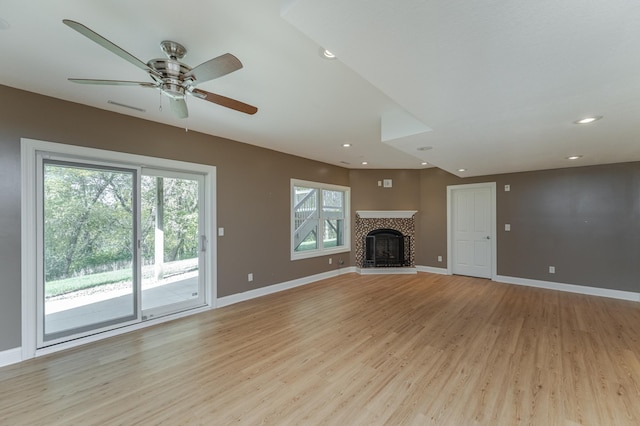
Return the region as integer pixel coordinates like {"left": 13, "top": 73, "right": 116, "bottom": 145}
{"left": 383, "top": 179, "right": 393, "bottom": 188}
{"left": 505, "top": 224, "right": 511, "bottom": 231}
{"left": 504, "top": 184, "right": 510, "bottom": 192}
{"left": 218, "top": 227, "right": 224, "bottom": 236}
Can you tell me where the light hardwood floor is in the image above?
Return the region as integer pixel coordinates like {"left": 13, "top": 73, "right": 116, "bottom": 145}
{"left": 1, "top": 273, "right": 640, "bottom": 425}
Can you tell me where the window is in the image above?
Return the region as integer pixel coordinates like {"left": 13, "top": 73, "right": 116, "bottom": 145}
{"left": 291, "top": 179, "right": 350, "bottom": 260}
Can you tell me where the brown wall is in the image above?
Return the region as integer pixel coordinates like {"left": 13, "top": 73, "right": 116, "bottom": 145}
{"left": 346, "top": 164, "right": 640, "bottom": 295}
{"left": 418, "top": 165, "right": 640, "bottom": 292}
{"left": 0, "top": 85, "right": 348, "bottom": 350}
{"left": 1, "top": 83, "right": 639, "bottom": 352}
{"left": 494, "top": 164, "right": 640, "bottom": 290}
{"left": 348, "top": 169, "right": 421, "bottom": 265}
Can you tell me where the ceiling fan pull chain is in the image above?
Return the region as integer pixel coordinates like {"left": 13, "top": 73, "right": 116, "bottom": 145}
{"left": 158, "top": 91, "right": 163, "bottom": 112}
{"left": 184, "top": 97, "right": 189, "bottom": 131}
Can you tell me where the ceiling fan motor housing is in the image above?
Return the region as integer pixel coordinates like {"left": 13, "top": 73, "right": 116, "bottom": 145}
{"left": 148, "top": 56, "right": 193, "bottom": 99}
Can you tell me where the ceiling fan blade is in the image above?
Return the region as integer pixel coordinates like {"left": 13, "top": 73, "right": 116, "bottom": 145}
{"left": 68, "top": 78, "right": 157, "bottom": 88}
{"left": 63, "top": 19, "right": 161, "bottom": 78}
{"left": 185, "top": 53, "right": 243, "bottom": 84}
{"left": 191, "top": 88, "right": 257, "bottom": 115}
{"left": 169, "top": 98, "right": 189, "bottom": 119}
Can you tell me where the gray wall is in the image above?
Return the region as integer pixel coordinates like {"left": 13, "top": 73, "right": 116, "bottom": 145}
{"left": 1, "top": 84, "right": 639, "bottom": 352}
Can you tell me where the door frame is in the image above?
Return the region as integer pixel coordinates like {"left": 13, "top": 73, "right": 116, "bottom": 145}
{"left": 446, "top": 182, "right": 497, "bottom": 279}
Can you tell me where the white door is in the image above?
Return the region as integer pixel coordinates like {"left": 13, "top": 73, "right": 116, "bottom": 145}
{"left": 449, "top": 184, "right": 494, "bottom": 278}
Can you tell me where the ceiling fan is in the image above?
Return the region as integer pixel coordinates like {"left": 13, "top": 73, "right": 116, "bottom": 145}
{"left": 63, "top": 19, "right": 258, "bottom": 118}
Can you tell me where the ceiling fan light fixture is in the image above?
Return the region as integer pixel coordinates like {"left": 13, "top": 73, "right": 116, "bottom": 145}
{"left": 574, "top": 116, "right": 602, "bottom": 125}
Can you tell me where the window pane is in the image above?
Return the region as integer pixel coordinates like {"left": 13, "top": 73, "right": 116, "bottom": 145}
{"left": 296, "top": 221, "right": 318, "bottom": 251}
{"left": 43, "top": 161, "right": 136, "bottom": 340}
{"left": 293, "top": 186, "right": 319, "bottom": 252}
{"left": 141, "top": 175, "right": 201, "bottom": 312}
{"left": 322, "top": 189, "right": 344, "bottom": 218}
{"left": 323, "top": 219, "right": 344, "bottom": 248}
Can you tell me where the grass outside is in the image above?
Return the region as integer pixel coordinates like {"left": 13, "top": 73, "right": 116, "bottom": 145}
{"left": 296, "top": 238, "right": 339, "bottom": 252}
{"left": 45, "top": 258, "right": 198, "bottom": 298}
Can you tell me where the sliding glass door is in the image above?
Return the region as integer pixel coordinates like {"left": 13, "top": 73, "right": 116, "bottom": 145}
{"left": 140, "top": 170, "right": 205, "bottom": 319}
{"left": 37, "top": 155, "right": 207, "bottom": 348}
{"left": 40, "top": 159, "right": 140, "bottom": 345}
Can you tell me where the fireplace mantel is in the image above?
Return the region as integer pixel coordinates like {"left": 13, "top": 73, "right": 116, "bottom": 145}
{"left": 356, "top": 210, "right": 417, "bottom": 219}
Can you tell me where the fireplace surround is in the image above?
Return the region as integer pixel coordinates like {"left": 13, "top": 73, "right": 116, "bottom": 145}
{"left": 355, "top": 211, "right": 417, "bottom": 268}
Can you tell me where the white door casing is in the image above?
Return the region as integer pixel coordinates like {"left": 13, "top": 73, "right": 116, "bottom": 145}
{"left": 447, "top": 183, "right": 496, "bottom": 279}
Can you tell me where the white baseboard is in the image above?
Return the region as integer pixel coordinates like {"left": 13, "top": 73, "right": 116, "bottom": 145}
{"left": 0, "top": 347, "right": 22, "bottom": 368}
{"left": 495, "top": 275, "right": 640, "bottom": 302}
{"left": 416, "top": 265, "right": 449, "bottom": 275}
{"left": 216, "top": 267, "right": 357, "bottom": 308}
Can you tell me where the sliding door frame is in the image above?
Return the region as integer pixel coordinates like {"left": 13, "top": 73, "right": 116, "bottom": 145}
{"left": 21, "top": 138, "right": 217, "bottom": 359}
{"left": 37, "top": 156, "right": 142, "bottom": 347}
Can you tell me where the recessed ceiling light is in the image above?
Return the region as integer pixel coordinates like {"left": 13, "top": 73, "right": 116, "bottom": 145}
{"left": 421, "top": 162, "right": 428, "bottom": 166}
{"left": 342, "top": 143, "right": 352, "bottom": 148}
{"left": 574, "top": 116, "right": 602, "bottom": 125}
{"left": 567, "top": 155, "right": 583, "bottom": 160}
{"left": 458, "top": 168, "right": 466, "bottom": 172}
{"left": 361, "top": 161, "right": 368, "bottom": 165}
{"left": 417, "top": 146, "right": 433, "bottom": 151}
{"left": 320, "top": 48, "right": 336, "bottom": 59}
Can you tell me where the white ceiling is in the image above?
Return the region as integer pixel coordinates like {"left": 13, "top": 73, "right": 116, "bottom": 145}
{"left": 2, "top": 0, "right": 640, "bottom": 176}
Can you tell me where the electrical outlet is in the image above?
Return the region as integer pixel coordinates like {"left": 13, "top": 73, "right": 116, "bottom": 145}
{"left": 505, "top": 184, "right": 510, "bottom": 192}
{"left": 548, "top": 266, "right": 555, "bottom": 274}
{"left": 248, "top": 273, "right": 253, "bottom": 282}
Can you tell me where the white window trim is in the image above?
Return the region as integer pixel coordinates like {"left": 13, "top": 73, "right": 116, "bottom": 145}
{"left": 21, "top": 138, "right": 217, "bottom": 359}
{"left": 291, "top": 178, "right": 351, "bottom": 260}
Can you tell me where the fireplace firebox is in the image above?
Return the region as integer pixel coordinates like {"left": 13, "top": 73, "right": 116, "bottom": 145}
{"left": 363, "top": 228, "right": 410, "bottom": 267}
